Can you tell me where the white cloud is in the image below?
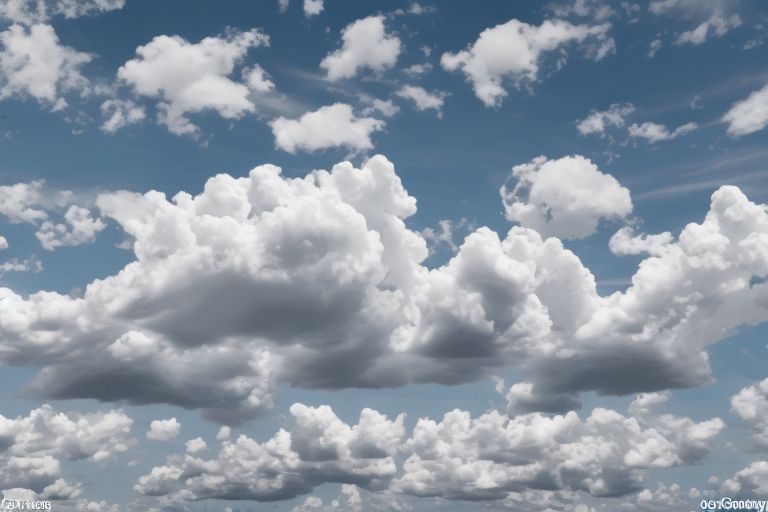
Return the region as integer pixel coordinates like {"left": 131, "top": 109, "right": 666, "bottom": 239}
{"left": 441, "top": 18, "right": 614, "bottom": 107}
{"left": 117, "top": 29, "right": 270, "bottom": 136}
{"left": 721, "top": 461, "right": 768, "bottom": 497}
{"left": 303, "top": 0, "right": 322, "bottom": 17}
{"left": 362, "top": 98, "right": 399, "bottom": 118}
{"left": 99, "top": 99, "right": 145, "bottom": 133}
{"left": 609, "top": 226, "right": 674, "bottom": 257}
{"left": 0, "top": 180, "right": 105, "bottom": 250}
{"left": 722, "top": 83, "right": 768, "bottom": 137}
{"left": 0, "top": 236, "right": 7, "bottom": 250}
{"left": 0, "top": 23, "right": 91, "bottom": 107}
{"left": 395, "top": 85, "right": 447, "bottom": 117}
{"left": 501, "top": 155, "right": 632, "bottom": 240}
{"left": 320, "top": 16, "right": 401, "bottom": 81}
{"left": 577, "top": 103, "right": 635, "bottom": 136}
{"left": 648, "top": 38, "right": 663, "bottom": 57}
{"left": 627, "top": 121, "right": 697, "bottom": 142}
{"left": 185, "top": 437, "right": 207, "bottom": 454}
{"left": 403, "top": 62, "right": 432, "bottom": 77}
{"left": 2, "top": 156, "right": 768, "bottom": 427}
{"left": 0, "top": 0, "right": 125, "bottom": 24}
{"left": 0, "top": 405, "right": 133, "bottom": 491}
{"left": 135, "top": 403, "right": 405, "bottom": 500}
{"left": 35, "top": 205, "right": 106, "bottom": 250}
{"left": 146, "top": 418, "right": 181, "bottom": 441}
{"left": 731, "top": 378, "right": 768, "bottom": 449}
{"left": 270, "top": 103, "right": 385, "bottom": 153}
{"left": 278, "top": 0, "right": 289, "bottom": 12}
{"left": 650, "top": 0, "right": 742, "bottom": 46}
{"left": 136, "top": 400, "right": 722, "bottom": 503}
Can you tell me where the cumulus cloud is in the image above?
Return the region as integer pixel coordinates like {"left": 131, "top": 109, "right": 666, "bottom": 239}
{"left": 2, "top": 155, "right": 768, "bottom": 425}
{"left": 0, "top": 180, "right": 105, "bottom": 250}
{"left": 441, "top": 18, "right": 614, "bottom": 107}
{"left": 722, "top": 83, "right": 768, "bottom": 137}
{"left": 500, "top": 155, "right": 632, "bottom": 240}
{"left": 320, "top": 16, "right": 401, "bottom": 81}
{"left": 721, "top": 461, "right": 768, "bottom": 497}
{"left": 0, "top": 405, "right": 133, "bottom": 491}
{"left": 303, "top": 0, "right": 322, "bottom": 17}
{"left": 146, "top": 418, "right": 181, "bottom": 441}
{"left": 627, "top": 121, "right": 697, "bottom": 142}
{"left": 0, "top": 23, "right": 91, "bottom": 108}
{"left": 731, "top": 378, "right": 768, "bottom": 449}
{"left": 117, "top": 29, "right": 270, "bottom": 136}
{"left": 135, "top": 404, "right": 405, "bottom": 500}
{"left": 0, "top": 0, "right": 125, "bottom": 24}
{"left": 99, "top": 99, "right": 145, "bottom": 133}
{"left": 35, "top": 205, "right": 106, "bottom": 250}
{"left": 361, "top": 97, "right": 400, "bottom": 118}
{"left": 577, "top": 103, "right": 635, "bottom": 136}
{"left": 136, "top": 401, "right": 722, "bottom": 503}
{"left": 270, "top": 103, "right": 385, "bottom": 153}
{"left": 609, "top": 227, "right": 674, "bottom": 257}
{"left": 395, "top": 85, "right": 447, "bottom": 117}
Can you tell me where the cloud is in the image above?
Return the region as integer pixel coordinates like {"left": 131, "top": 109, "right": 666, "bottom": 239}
{"left": 627, "top": 121, "right": 698, "bottom": 142}
{"left": 0, "top": 0, "right": 125, "bottom": 24}
{"left": 270, "top": 103, "right": 385, "bottom": 153}
{"left": 0, "top": 405, "right": 133, "bottom": 491}
{"left": 117, "top": 29, "right": 270, "bottom": 136}
{"left": 277, "top": 0, "right": 289, "bottom": 13}
{"left": 441, "top": 18, "right": 613, "bottom": 107}
{"left": 577, "top": 103, "right": 635, "bottom": 136}
{"left": 146, "top": 418, "right": 181, "bottom": 441}
{"left": 500, "top": 155, "right": 632, "bottom": 240}
{"left": 361, "top": 98, "right": 400, "bottom": 118}
{"left": 0, "top": 180, "right": 104, "bottom": 250}
{"left": 320, "top": 15, "right": 401, "bottom": 81}
{"left": 2, "top": 156, "right": 768, "bottom": 425}
{"left": 721, "top": 461, "right": 768, "bottom": 497}
{"left": 731, "top": 378, "right": 768, "bottom": 449}
{"left": 395, "top": 404, "right": 722, "bottom": 500}
{"left": 609, "top": 227, "right": 674, "bottom": 257}
{"left": 303, "top": 0, "right": 322, "bottom": 17}
{"left": 0, "top": 236, "right": 7, "bottom": 250}
{"left": 135, "top": 403, "right": 405, "bottom": 500}
{"left": 0, "top": 23, "right": 91, "bottom": 108}
{"left": 395, "top": 85, "right": 447, "bottom": 117}
{"left": 136, "top": 401, "right": 722, "bottom": 503}
{"left": 99, "top": 99, "right": 145, "bottom": 133}
{"left": 649, "top": 0, "right": 742, "bottom": 46}
{"left": 722, "top": 83, "right": 768, "bottom": 137}
{"left": 35, "top": 205, "right": 106, "bottom": 250}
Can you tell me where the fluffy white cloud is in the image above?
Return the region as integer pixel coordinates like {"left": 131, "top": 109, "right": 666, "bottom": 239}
{"left": 0, "top": 0, "right": 125, "bottom": 24}
{"left": 0, "top": 23, "right": 91, "bottom": 107}
{"left": 270, "top": 103, "right": 385, "bottom": 153}
{"left": 441, "top": 18, "right": 613, "bottom": 107}
{"left": 396, "top": 404, "right": 722, "bottom": 500}
{"left": 395, "top": 85, "right": 447, "bottom": 117}
{"left": 501, "top": 155, "right": 632, "bottom": 240}
{"left": 185, "top": 437, "right": 207, "bottom": 454}
{"left": 0, "top": 236, "right": 7, "bottom": 250}
{"left": 320, "top": 16, "right": 401, "bottom": 81}
{"left": 731, "top": 378, "right": 768, "bottom": 449}
{"left": 721, "top": 461, "right": 768, "bottom": 497}
{"left": 0, "top": 405, "right": 133, "bottom": 491}
{"left": 609, "top": 227, "right": 674, "bottom": 257}
{"left": 99, "top": 99, "right": 145, "bottom": 133}
{"left": 117, "top": 29, "right": 270, "bottom": 136}
{"left": 146, "top": 418, "right": 181, "bottom": 441}
{"left": 135, "top": 403, "right": 405, "bottom": 500}
{"left": 303, "top": 0, "right": 322, "bottom": 17}
{"left": 0, "top": 180, "right": 105, "bottom": 250}
{"left": 722, "top": 84, "right": 768, "bottom": 137}
{"left": 628, "top": 121, "right": 697, "bottom": 142}
{"left": 577, "top": 103, "right": 635, "bottom": 136}
{"left": 650, "top": 0, "right": 741, "bottom": 46}
{"left": 2, "top": 155, "right": 768, "bottom": 426}
{"left": 361, "top": 97, "right": 399, "bottom": 118}
{"left": 35, "top": 205, "right": 106, "bottom": 250}
{"left": 136, "top": 400, "right": 721, "bottom": 503}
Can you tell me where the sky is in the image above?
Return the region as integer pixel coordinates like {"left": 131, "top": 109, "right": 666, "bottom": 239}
{"left": 1, "top": 0, "right": 768, "bottom": 511}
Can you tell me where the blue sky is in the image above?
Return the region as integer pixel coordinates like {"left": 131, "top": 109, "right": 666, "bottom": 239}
{"left": 1, "top": 0, "right": 768, "bottom": 511}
